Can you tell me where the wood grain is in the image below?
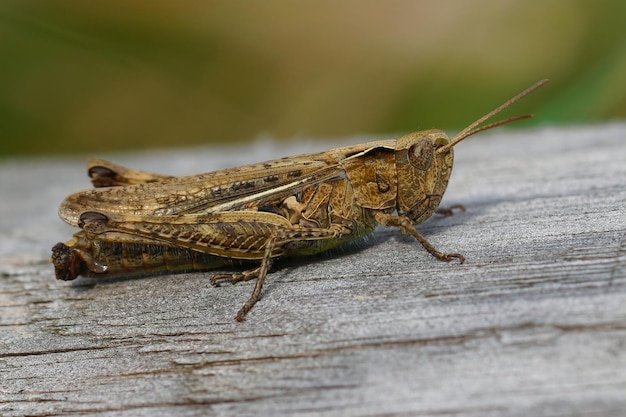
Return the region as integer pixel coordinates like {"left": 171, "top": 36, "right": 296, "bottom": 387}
{"left": 1, "top": 124, "right": 625, "bottom": 417}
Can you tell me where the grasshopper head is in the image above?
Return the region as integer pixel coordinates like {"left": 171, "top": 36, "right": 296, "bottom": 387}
{"left": 394, "top": 130, "right": 453, "bottom": 224}
{"left": 393, "top": 79, "right": 549, "bottom": 225}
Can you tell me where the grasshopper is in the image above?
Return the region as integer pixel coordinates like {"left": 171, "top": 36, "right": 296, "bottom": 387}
{"left": 52, "top": 79, "right": 548, "bottom": 321}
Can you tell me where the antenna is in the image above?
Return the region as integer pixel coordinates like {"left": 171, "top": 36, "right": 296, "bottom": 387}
{"left": 437, "top": 79, "right": 549, "bottom": 154}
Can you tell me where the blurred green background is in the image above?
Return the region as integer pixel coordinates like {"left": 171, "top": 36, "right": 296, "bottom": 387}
{"left": 1, "top": 0, "right": 625, "bottom": 156}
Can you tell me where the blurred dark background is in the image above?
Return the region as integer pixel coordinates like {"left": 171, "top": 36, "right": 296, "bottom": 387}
{"left": 1, "top": 0, "right": 625, "bottom": 156}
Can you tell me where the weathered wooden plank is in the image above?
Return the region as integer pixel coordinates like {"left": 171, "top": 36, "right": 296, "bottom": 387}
{"left": 1, "top": 123, "right": 625, "bottom": 417}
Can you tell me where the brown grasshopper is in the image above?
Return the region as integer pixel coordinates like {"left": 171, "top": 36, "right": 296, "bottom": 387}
{"left": 52, "top": 79, "right": 548, "bottom": 321}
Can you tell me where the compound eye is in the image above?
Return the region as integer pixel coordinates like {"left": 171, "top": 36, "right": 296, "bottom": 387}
{"left": 408, "top": 137, "right": 433, "bottom": 171}
{"left": 88, "top": 165, "right": 117, "bottom": 180}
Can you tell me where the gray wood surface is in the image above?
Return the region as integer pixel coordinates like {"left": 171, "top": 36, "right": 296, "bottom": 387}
{"left": 1, "top": 123, "right": 625, "bottom": 417}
